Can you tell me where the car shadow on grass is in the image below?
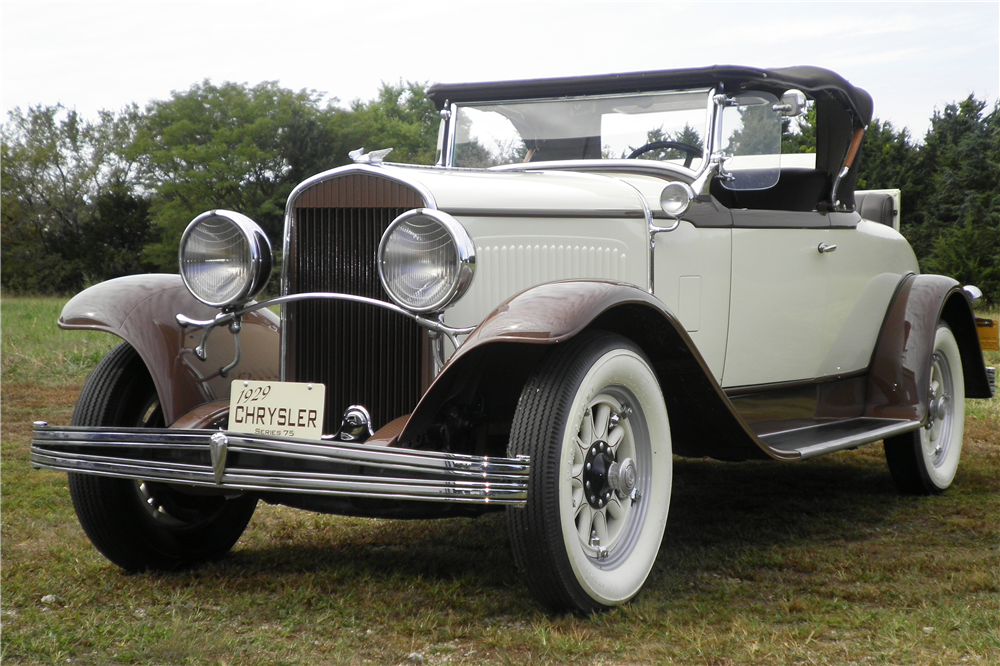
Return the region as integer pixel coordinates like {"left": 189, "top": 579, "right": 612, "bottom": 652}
{"left": 175, "top": 450, "right": 920, "bottom": 603}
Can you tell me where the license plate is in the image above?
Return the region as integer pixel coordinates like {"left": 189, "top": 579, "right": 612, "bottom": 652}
{"left": 229, "top": 380, "right": 326, "bottom": 440}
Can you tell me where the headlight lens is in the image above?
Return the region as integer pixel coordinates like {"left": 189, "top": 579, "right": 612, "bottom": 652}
{"left": 178, "top": 210, "right": 272, "bottom": 308}
{"left": 378, "top": 209, "right": 475, "bottom": 313}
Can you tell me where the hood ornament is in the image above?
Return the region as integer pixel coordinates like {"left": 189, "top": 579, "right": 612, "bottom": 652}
{"left": 349, "top": 147, "right": 393, "bottom": 165}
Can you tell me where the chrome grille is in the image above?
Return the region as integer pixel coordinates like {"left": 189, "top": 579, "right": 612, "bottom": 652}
{"left": 285, "top": 172, "right": 426, "bottom": 432}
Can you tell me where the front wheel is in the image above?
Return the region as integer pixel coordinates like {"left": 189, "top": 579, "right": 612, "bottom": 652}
{"left": 507, "top": 332, "right": 672, "bottom": 613}
{"left": 884, "top": 323, "right": 966, "bottom": 494}
{"left": 68, "top": 342, "right": 257, "bottom": 572}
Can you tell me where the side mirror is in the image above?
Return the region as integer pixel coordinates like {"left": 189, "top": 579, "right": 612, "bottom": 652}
{"left": 775, "top": 90, "right": 807, "bottom": 117}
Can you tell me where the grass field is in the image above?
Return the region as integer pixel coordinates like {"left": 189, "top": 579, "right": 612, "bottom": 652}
{"left": 2, "top": 296, "right": 998, "bottom": 665}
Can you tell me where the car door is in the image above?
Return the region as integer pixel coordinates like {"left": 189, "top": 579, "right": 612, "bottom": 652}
{"left": 722, "top": 210, "right": 832, "bottom": 388}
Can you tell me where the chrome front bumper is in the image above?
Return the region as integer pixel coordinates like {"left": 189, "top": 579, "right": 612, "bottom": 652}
{"left": 31, "top": 423, "right": 530, "bottom": 506}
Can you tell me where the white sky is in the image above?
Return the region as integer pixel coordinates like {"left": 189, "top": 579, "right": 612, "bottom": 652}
{"left": 2, "top": 1, "right": 998, "bottom": 141}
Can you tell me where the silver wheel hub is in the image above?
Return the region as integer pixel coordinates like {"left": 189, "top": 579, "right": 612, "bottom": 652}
{"left": 570, "top": 399, "right": 645, "bottom": 562}
{"left": 608, "top": 457, "right": 637, "bottom": 496}
{"left": 923, "top": 351, "right": 954, "bottom": 467}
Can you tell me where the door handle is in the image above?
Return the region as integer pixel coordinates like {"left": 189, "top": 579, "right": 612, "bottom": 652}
{"left": 817, "top": 243, "right": 837, "bottom": 254}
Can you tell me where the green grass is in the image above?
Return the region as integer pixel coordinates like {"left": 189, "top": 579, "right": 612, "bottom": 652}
{"left": 1, "top": 297, "right": 120, "bottom": 385}
{"left": 3, "top": 296, "right": 998, "bottom": 665}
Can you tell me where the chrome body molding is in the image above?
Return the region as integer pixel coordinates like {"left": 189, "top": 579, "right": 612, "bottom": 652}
{"left": 31, "top": 423, "right": 530, "bottom": 506}
{"left": 489, "top": 159, "right": 695, "bottom": 178}
{"left": 615, "top": 178, "right": 673, "bottom": 295}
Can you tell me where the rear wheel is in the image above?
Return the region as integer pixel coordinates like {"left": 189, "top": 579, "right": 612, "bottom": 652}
{"left": 68, "top": 342, "right": 257, "bottom": 571}
{"left": 884, "top": 323, "right": 965, "bottom": 494}
{"left": 507, "top": 332, "right": 672, "bottom": 613}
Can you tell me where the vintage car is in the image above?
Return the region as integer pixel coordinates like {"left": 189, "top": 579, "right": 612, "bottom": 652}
{"left": 32, "top": 65, "right": 995, "bottom": 614}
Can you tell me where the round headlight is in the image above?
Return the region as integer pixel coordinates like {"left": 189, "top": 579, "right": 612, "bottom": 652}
{"left": 659, "top": 181, "right": 694, "bottom": 218}
{"left": 178, "top": 210, "right": 272, "bottom": 308}
{"left": 378, "top": 209, "right": 475, "bottom": 314}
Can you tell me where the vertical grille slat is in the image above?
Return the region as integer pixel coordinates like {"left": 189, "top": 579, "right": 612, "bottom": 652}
{"left": 287, "top": 173, "right": 426, "bottom": 432}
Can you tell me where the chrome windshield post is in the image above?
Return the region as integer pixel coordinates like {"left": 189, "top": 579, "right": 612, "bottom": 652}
{"left": 439, "top": 101, "right": 456, "bottom": 168}
{"left": 690, "top": 91, "right": 735, "bottom": 198}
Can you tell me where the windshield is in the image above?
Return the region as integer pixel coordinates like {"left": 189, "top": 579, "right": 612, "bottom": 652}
{"left": 450, "top": 89, "right": 711, "bottom": 168}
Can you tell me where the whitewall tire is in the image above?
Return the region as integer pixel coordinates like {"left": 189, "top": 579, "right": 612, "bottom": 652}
{"left": 507, "top": 332, "right": 672, "bottom": 613}
{"left": 884, "top": 323, "right": 965, "bottom": 494}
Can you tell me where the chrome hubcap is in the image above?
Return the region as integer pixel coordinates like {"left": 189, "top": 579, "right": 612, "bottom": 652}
{"left": 923, "top": 351, "right": 954, "bottom": 467}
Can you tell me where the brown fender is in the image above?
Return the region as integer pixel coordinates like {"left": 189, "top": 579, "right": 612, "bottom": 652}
{"left": 59, "top": 274, "right": 280, "bottom": 425}
{"left": 866, "top": 274, "right": 992, "bottom": 422}
{"left": 395, "top": 280, "right": 780, "bottom": 461}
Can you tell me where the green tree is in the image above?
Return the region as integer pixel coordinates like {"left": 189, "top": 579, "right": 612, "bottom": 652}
{"left": 906, "top": 96, "right": 1000, "bottom": 293}
{"left": 923, "top": 196, "right": 1000, "bottom": 303}
{"left": 135, "top": 80, "right": 332, "bottom": 269}
{"left": 335, "top": 81, "right": 439, "bottom": 166}
{"left": 724, "top": 102, "right": 781, "bottom": 156}
{"left": 1, "top": 104, "right": 153, "bottom": 293}
{"left": 855, "top": 118, "right": 916, "bottom": 191}
{"left": 781, "top": 104, "right": 817, "bottom": 154}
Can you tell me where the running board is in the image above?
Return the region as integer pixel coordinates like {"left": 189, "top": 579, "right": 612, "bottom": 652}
{"left": 30, "top": 423, "right": 530, "bottom": 506}
{"left": 759, "top": 417, "right": 921, "bottom": 460}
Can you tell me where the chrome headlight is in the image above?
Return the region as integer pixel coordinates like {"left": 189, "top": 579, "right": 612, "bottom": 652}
{"left": 178, "top": 210, "right": 272, "bottom": 308}
{"left": 378, "top": 209, "right": 475, "bottom": 314}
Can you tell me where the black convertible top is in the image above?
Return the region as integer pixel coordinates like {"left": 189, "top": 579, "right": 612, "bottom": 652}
{"left": 427, "top": 65, "right": 873, "bottom": 128}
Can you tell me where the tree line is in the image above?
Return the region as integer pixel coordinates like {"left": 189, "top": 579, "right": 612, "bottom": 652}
{"left": 2, "top": 81, "right": 997, "bottom": 302}
{"left": 1, "top": 81, "right": 437, "bottom": 294}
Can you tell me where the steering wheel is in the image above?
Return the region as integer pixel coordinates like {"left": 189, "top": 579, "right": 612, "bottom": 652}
{"left": 626, "top": 141, "right": 701, "bottom": 167}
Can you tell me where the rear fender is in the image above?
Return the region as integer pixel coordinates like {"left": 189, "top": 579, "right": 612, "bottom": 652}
{"left": 396, "top": 281, "right": 772, "bottom": 461}
{"left": 59, "top": 274, "right": 280, "bottom": 425}
{"left": 866, "top": 274, "right": 992, "bottom": 422}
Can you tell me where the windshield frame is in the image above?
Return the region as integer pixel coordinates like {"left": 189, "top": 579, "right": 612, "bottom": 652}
{"left": 439, "top": 88, "right": 716, "bottom": 171}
